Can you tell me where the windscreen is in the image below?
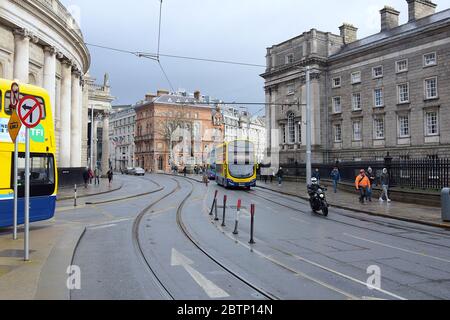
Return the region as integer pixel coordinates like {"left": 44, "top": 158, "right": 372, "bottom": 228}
{"left": 228, "top": 141, "right": 255, "bottom": 179}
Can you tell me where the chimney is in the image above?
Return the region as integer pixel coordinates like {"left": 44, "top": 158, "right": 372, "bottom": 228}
{"left": 157, "top": 89, "right": 169, "bottom": 97}
{"left": 380, "top": 6, "right": 400, "bottom": 31}
{"left": 145, "top": 93, "right": 156, "bottom": 102}
{"left": 339, "top": 23, "right": 358, "bottom": 44}
{"left": 407, "top": 0, "right": 437, "bottom": 22}
{"left": 194, "top": 90, "right": 201, "bottom": 101}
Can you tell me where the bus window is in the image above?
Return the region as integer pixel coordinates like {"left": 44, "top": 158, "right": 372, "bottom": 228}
{"left": 4, "top": 92, "right": 46, "bottom": 119}
{"left": 12, "top": 153, "right": 55, "bottom": 197}
{"left": 0, "top": 90, "right": 2, "bottom": 113}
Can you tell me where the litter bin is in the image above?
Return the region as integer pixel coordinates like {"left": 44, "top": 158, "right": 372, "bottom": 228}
{"left": 442, "top": 188, "right": 450, "bottom": 222}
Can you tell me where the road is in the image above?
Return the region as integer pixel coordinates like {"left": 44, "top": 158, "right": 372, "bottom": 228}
{"left": 55, "top": 174, "right": 450, "bottom": 300}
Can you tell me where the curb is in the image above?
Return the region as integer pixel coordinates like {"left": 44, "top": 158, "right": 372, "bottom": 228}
{"left": 256, "top": 185, "right": 450, "bottom": 230}
{"left": 56, "top": 183, "right": 124, "bottom": 202}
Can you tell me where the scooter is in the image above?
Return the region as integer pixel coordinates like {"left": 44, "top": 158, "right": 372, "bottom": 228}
{"left": 309, "top": 187, "right": 329, "bottom": 217}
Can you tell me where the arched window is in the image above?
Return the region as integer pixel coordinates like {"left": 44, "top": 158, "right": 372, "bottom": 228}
{"left": 288, "top": 112, "right": 295, "bottom": 144}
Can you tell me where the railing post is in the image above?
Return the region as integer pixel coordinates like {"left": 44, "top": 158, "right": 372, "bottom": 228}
{"left": 209, "top": 190, "right": 218, "bottom": 216}
{"left": 74, "top": 184, "right": 77, "bottom": 207}
{"left": 249, "top": 204, "right": 256, "bottom": 245}
{"left": 221, "top": 195, "right": 227, "bottom": 227}
{"left": 233, "top": 199, "right": 241, "bottom": 235}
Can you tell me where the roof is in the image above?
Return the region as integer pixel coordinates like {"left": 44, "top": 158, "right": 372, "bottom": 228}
{"left": 331, "top": 8, "right": 450, "bottom": 59}
{"left": 136, "top": 93, "right": 218, "bottom": 109}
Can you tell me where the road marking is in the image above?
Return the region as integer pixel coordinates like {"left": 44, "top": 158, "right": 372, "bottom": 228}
{"left": 344, "top": 233, "right": 450, "bottom": 264}
{"left": 171, "top": 248, "right": 229, "bottom": 299}
{"left": 89, "top": 224, "right": 117, "bottom": 230}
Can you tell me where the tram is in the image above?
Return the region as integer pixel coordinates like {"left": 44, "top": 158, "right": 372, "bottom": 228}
{"left": 214, "top": 140, "right": 257, "bottom": 189}
{"left": 0, "top": 79, "right": 58, "bottom": 227}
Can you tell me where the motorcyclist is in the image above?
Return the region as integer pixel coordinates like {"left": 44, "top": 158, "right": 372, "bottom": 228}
{"left": 307, "top": 177, "right": 323, "bottom": 196}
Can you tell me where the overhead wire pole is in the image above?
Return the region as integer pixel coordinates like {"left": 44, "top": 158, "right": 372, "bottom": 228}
{"left": 306, "top": 66, "right": 312, "bottom": 186}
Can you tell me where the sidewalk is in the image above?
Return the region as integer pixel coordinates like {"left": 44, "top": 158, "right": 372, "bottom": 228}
{"left": 258, "top": 179, "right": 450, "bottom": 229}
{"left": 57, "top": 179, "right": 123, "bottom": 201}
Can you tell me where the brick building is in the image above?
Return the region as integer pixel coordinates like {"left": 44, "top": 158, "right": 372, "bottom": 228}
{"left": 134, "top": 90, "right": 224, "bottom": 172}
{"left": 261, "top": 0, "right": 450, "bottom": 166}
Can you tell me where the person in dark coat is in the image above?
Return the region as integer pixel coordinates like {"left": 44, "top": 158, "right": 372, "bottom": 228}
{"left": 107, "top": 169, "right": 113, "bottom": 186}
{"left": 276, "top": 167, "right": 284, "bottom": 186}
{"left": 82, "top": 168, "right": 89, "bottom": 188}
{"left": 312, "top": 168, "right": 321, "bottom": 183}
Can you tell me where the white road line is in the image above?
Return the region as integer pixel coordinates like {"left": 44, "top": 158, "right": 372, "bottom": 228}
{"left": 89, "top": 224, "right": 117, "bottom": 230}
{"left": 344, "top": 233, "right": 450, "bottom": 264}
{"left": 171, "top": 249, "right": 229, "bottom": 299}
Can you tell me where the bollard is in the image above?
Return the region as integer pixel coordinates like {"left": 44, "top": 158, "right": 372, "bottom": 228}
{"left": 214, "top": 194, "right": 219, "bottom": 221}
{"left": 74, "top": 184, "right": 77, "bottom": 207}
{"left": 221, "top": 195, "right": 227, "bottom": 227}
{"left": 442, "top": 188, "right": 450, "bottom": 222}
{"left": 249, "top": 204, "right": 256, "bottom": 244}
{"left": 233, "top": 199, "right": 241, "bottom": 235}
{"left": 209, "top": 190, "right": 218, "bottom": 216}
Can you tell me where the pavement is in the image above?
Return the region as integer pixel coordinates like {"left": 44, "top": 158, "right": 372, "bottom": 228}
{"left": 57, "top": 178, "right": 123, "bottom": 201}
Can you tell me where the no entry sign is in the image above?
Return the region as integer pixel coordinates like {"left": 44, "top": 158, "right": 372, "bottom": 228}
{"left": 18, "top": 96, "right": 42, "bottom": 129}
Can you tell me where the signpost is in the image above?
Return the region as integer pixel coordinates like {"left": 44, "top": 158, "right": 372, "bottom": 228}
{"left": 9, "top": 82, "right": 21, "bottom": 241}
{"left": 17, "top": 95, "right": 43, "bottom": 261}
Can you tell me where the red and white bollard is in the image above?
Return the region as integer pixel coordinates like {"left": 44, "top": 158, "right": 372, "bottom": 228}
{"left": 233, "top": 199, "right": 241, "bottom": 235}
{"left": 209, "top": 190, "right": 218, "bottom": 216}
{"left": 249, "top": 204, "right": 256, "bottom": 245}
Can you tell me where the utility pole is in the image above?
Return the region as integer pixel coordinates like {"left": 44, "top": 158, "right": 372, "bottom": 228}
{"left": 306, "top": 66, "right": 312, "bottom": 186}
{"left": 90, "top": 104, "right": 94, "bottom": 170}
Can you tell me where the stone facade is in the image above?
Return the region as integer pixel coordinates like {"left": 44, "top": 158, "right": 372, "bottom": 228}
{"left": 109, "top": 105, "right": 136, "bottom": 171}
{"left": 261, "top": 0, "right": 450, "bottom": 166}
{"left": 134, "top": 91, "right": 224, "bottom": 172}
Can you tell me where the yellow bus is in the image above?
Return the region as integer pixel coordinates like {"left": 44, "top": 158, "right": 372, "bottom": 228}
{"left": 0, "top": 79, "right": 57, "bottom": 227}
{"left": 215, "top": 140, "right": 256, "bottom": 189}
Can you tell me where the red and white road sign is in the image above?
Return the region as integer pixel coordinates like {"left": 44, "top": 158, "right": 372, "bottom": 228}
{"left": 17, "top": 96, "right": 42, "bottom": 129}
{"left": 10, "top": 82, "right": 20, "bottom": 108}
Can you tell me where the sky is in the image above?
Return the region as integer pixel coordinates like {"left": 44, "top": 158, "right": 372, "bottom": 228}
{"left": 60, "top": 0, "right": 446, "bottom": 114}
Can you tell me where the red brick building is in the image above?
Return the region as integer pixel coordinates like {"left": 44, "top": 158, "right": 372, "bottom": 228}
{"left": 134, "top": 90, "right": 224, "bottom": 172}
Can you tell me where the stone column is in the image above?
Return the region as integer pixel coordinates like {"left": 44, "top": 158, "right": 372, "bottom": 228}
{"left": 43, "top": 46, "right": 56, "bottom": 123}
{"left": 13, "top": 29, "right": 30, "bottom": 83}
{"left": 70, "top": 69, "right": 82, "bottom": 167}
{"left": 59, "top": 59, "right": 72, "bottom": 168}
{"left": 101, "top": 112, "right": 110, "bottom": 175}
{"left": 92, "top": 115, "right": 98, "bottom": 169}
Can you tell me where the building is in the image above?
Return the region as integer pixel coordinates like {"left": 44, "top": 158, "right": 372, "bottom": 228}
{"left": 0, "top": 0, "right": 115, "bottom": 184}
{"left": 109, "top": 105, "right": 136, "bottom": 171}
{"left": 134, "top": 90, "right": 224, "bottom": 172}
{"left": 261, "top": 0, "right": 450, "bottom": 166}
{"left": 222, "top": 106, "right": 266, "bottom": 163}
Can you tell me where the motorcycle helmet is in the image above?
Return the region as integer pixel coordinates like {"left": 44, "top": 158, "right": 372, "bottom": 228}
{"left": 311, "top": 177, "right": 318, "bottom": 185}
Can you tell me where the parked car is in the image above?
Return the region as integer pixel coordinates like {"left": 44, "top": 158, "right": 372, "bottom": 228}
{"left": 134, "top": 167, "right": 145, "bottom": 176}
{"left": 125, "top": 167, "right": 134, "bottom": 175}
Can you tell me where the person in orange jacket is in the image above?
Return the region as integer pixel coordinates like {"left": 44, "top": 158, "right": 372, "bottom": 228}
{"left": 355, "top": 169, "right": 371, "bottom": 204}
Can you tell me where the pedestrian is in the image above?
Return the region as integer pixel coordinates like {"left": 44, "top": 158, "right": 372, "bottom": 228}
{"left": 82, "top": 167, "right": 89, "bottom": 188}
{"left": 330, "top": 167, "right": 341, "bottom": 193}
{"left": 94, "top": 167, "right": 100, "bottom": 185}
{"left": 88, "top": 168, "right": 94, "bottom": 185}
{"left": 183, "top": 166, "right": 187, "bottom": 177}
{"left": 355, "top": 169, "right": 371, "bottom": 204}
{"left": 276, "top": 167, "right": 284, "bottom": 186}
{"left": 379, "top": 168, "right": 392, "bottom": 203}
{"left": 107, "top": 169, "right": 113, "bottom": 186}
{"left": 202, "top": 171, "right": 209, "bottom": 187}
{"left": 312, "top": 168, "right": 321, "bottom": 183}
{"left": 270, "top": 169, "right": 274, "bottom": 183}
{"left": 366, "top": 167, "right": 376, "bottom": 202}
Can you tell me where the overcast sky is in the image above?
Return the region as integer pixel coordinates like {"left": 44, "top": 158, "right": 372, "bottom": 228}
{"left": 61, "top": 0, "right": 446, "bottom": 114}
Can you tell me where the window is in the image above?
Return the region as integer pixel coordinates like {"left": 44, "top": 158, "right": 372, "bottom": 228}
{"left": 398, "top": 114, "right": 410, "bottom": 137}
{"left": 426, "top": 111, "right": 439, "bottom": 136}
{"left": 287, "top": 113, "right": 295, "bottom": 144}
{"left": 423, "top": 52, "right": 437, "bottom": 67}
{"left": 332, "top": 77, "right": 341, "bottom": 88}
{"left": 4, "top": 92, "right": 46, "bottom": 118}
{"left": 353, "top": 121, "right": 362, "bottom": 141}
{"left": 334, "top": 124, "right": 342, "bottom": 142}
{"left": 297, "top": 120, "right": 302, "bottom": 144}
{"left": 286, "top": 83, "right": 295, "bottom": 95}
{"left": 396, "top": 59, "right": 408, "bottom": 73}
{"left": 285, "top": 54, "right": 294, "bottom": 65}
{"left": 398, "top": 83, "right": 410, "bottom": 104}
{"left": 374, "top": 88, "right": 384, "bottom": 107}
{"left": 374, "top": 117, "right": 385, "bottom": 139}
{"left": 14, "top": 154, "right": 55, "bottom": 197}
{"left": 332, "top": 97, "right": 341, "bottom": 113}
{"left": 425, "top": 77, "right": 438, "bottom": 99}
{"left": 372, "top": 66, "right": 383, "bottom": 78}
{"left": 351, "top": 71, "right": 361, "bottom": 84}
{"left": 352, "top": 93, "right": 361, "bottom": 111}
